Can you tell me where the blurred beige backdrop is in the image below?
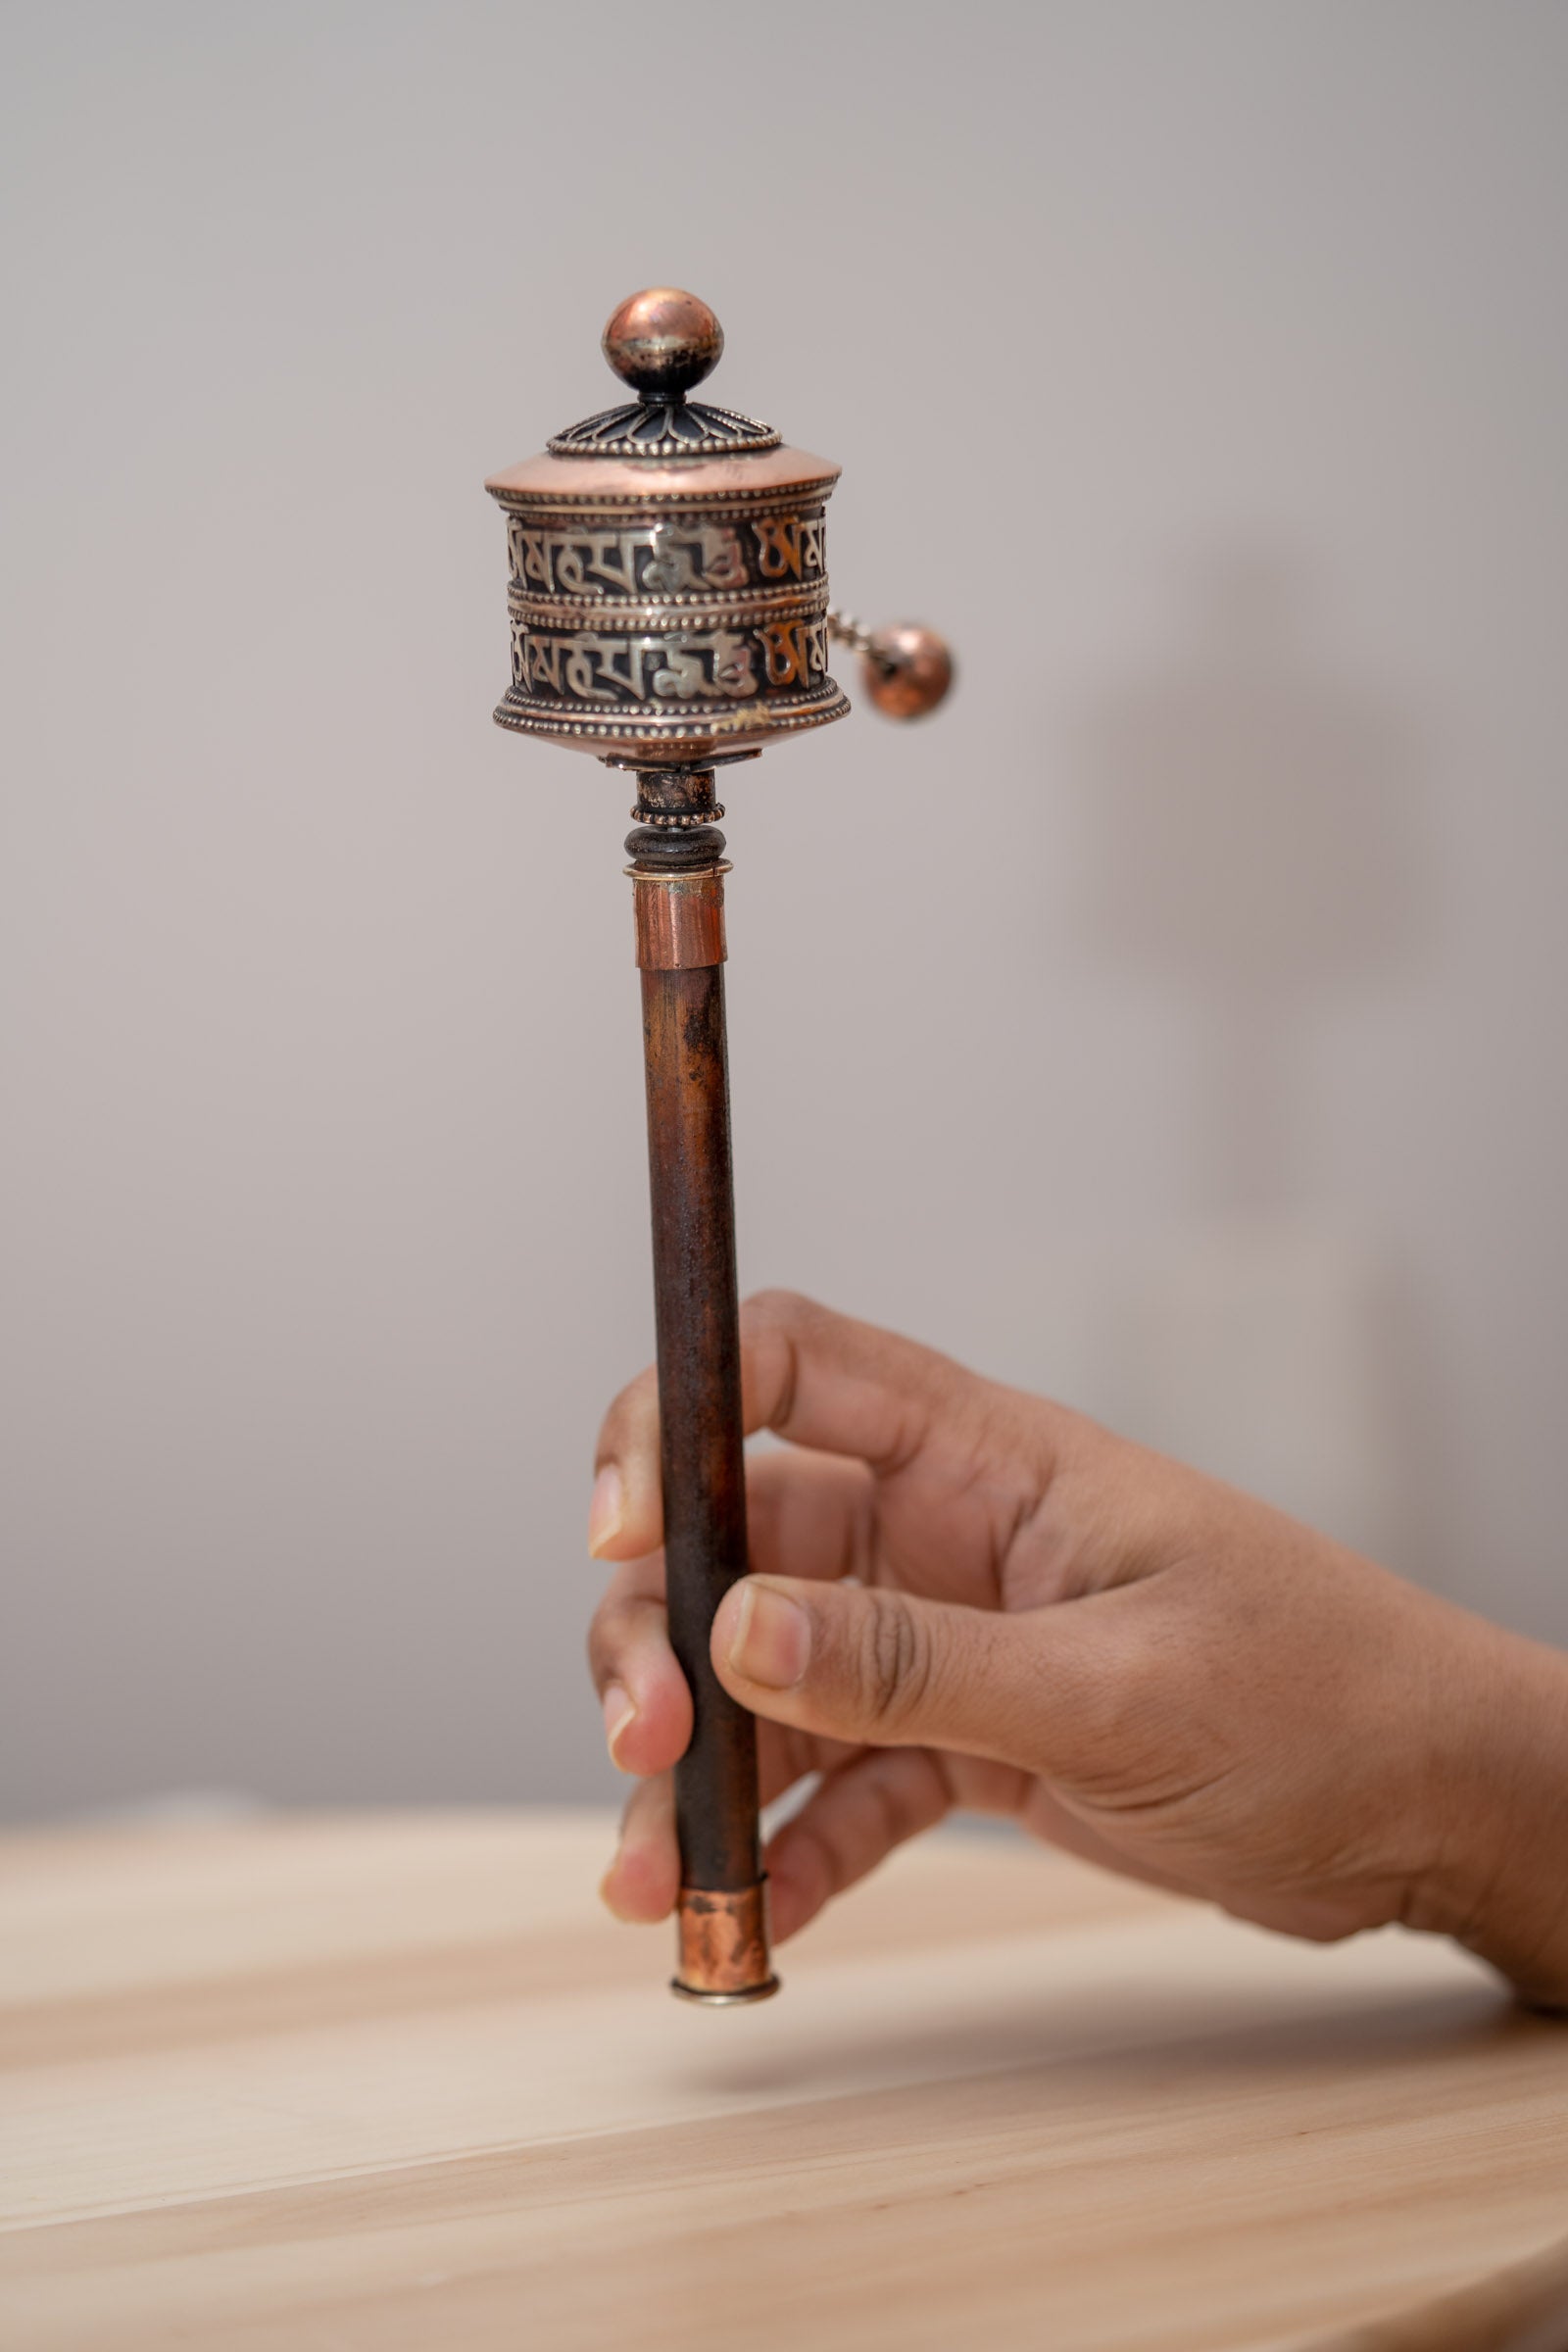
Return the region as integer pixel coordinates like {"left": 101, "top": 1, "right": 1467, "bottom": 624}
{"left": 3, "top": 2, "right": 1564, "bottom": 1821}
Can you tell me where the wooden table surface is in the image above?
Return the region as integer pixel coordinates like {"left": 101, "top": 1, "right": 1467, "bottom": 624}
{"left": 3, "top": 1810, "right": 1568, "bottom": 2352}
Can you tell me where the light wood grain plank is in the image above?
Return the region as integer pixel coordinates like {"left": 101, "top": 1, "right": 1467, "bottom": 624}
{"left": 1, "top": 1811, "right": 1564, "bottom": 2351}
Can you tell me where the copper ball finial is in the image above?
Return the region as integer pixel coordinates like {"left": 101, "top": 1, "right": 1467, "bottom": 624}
{"left": 861, "top": 623, "right": 955, "bottom": 720}
{"left": 603, "top": 288, "right": 724, "bottom": 403}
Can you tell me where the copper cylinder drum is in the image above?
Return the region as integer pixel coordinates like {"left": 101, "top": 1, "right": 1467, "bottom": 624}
{"left": 672, "top": 1883, "right": 778, "bottom": 2004}
{"left": 486, "top": 448, "right": 850, "bottom": 764}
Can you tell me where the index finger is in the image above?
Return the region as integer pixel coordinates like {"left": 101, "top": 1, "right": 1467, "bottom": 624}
{"left": 590, "top": 1289, "right": 1003, "bottom": 1563}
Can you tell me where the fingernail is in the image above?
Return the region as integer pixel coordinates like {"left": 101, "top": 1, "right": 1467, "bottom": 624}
{"left": 726, "top": 1579, "right": 811, "bottom": 1690}
{"left": 587, "top": 1464, "right": 623, "bottom": 1557}
{"left": 602, "top": 1682, "right": 635, "bottom": 1765}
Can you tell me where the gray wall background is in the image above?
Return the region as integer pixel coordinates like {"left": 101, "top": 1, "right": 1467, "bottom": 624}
{"left": 4, "top": 2, "right": 1565, "bottom": 1822}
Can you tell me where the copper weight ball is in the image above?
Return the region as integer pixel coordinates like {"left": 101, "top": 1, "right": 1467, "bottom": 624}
{"left": 861, "top": 623, "right": 955, "bottom": 720}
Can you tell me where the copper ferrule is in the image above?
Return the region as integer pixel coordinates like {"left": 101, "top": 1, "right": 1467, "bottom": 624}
{"left": 630, "top": 866, "right": 728, "bottom": 971}
{"left": 671, "top": 1882, "right": 779, "bottom": 2005}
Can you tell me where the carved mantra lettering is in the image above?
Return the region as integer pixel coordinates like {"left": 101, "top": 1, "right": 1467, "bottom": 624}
{"left": 756, "top": 616, "right": 830, "bottom": 687}
{"left": 507, "top": 519, "right": 749, "bottom": 597}
{"left": 752, "top": 515, "right": 825, "bottom": 579}
{"left": 506, "top": 514, "right": 827, "bottom": 596}
{"left": 512, "top": 621, "right": 760, "bottom": 702}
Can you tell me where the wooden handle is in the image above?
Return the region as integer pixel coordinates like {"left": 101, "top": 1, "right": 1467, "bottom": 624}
{"left": 629, "top": 785, "right": 776, "bottom": 2004}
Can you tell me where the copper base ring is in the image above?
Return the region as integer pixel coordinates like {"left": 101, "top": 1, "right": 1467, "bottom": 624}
{"left": 669, "top": 1975, "right": 781, "bottom": 2007}
{"left": 671, "top": 1882, "right": 779, "bottom": 2005}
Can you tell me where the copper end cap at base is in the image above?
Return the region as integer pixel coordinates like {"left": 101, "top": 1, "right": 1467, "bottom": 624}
{"left": 671, "top": 1883, "right": 779, "bottom": 2006}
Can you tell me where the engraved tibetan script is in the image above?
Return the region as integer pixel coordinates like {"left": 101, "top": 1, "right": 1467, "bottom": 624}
{"left": 508, "top": 517, "right": 748, "bottom": 597}
{"left": 518, "top": 626, "right": 760, "bottom": 702}
{"left": 756, "top": 616, "right": 830, "bottom": 688}
{"left": 752, "top": 514, "right": 825, "bottom": 579}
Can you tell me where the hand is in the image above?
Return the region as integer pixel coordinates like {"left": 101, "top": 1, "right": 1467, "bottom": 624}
{"left": 586, "top": 1292, "right": 1568, "bottom": 2006}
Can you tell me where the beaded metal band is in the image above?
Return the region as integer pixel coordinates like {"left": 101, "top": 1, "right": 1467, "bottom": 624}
{"left": 631, "top": 803, "right": 727, "bottom": 828}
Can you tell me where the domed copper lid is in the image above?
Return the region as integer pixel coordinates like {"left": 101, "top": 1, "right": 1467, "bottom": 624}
{"left": 545, "top": 287, "right": 782, "bottom": 461}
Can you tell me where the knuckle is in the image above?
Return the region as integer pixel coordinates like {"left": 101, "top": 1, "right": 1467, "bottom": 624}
{"left": 779, "top": 1816, "right": 845, "bottom": 1906}
{"left": 740, "top": 1289, "right": 818, "bottom": 1434}
{"left": 585, "top": 1609, "right": 619, "bottom": 1690}
{"left": 585, "top": 1620, "right": 608, "bottom": 1689}
{"left": 742, "top": 1286, "right": 812, "bottom": 1329}
{"left": 858, "top": 1590, "right": 931, "bottom": 1737}
{"left": 865, "top": 1752, "right": 932, "bottom": 1851}
{"left": 596, "top": 1364, "right": 657, "bottom": 1468}
{"left": 585, "top": 1591, "right": 661, "bottom": 1690}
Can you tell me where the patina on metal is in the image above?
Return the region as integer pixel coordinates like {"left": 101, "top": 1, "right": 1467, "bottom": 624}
{"left": 672, "top": 1882, "right": 776, "bottom": 2006}
{"left": 484, "top": 289, "right": 953, "bottom": 2004}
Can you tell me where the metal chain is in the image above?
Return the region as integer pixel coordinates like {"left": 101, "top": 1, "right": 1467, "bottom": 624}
{"left": 826, "top": 608, "right": 873, "bottom": 656}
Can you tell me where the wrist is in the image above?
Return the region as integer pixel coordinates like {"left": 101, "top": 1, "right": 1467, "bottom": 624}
{"left": 1427, "top": 1615, "right": 1568, "bottom": 2009}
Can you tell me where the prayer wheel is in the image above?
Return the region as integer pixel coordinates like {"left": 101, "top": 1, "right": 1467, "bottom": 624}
{"left": 484, "top": 288, "right": 953, "bottom": 2002}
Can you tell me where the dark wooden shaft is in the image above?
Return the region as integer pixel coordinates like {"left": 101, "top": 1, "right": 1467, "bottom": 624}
{"left": 639, "top": 959, "right": 760, "bottom": 1895}
{"left": 625, "top": 772, "right": 773, "bottom": 1998}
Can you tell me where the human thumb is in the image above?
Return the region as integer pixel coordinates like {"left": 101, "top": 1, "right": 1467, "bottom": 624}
{"left": 710, "top": 1572, "right": 1088, "bottom": 1765}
